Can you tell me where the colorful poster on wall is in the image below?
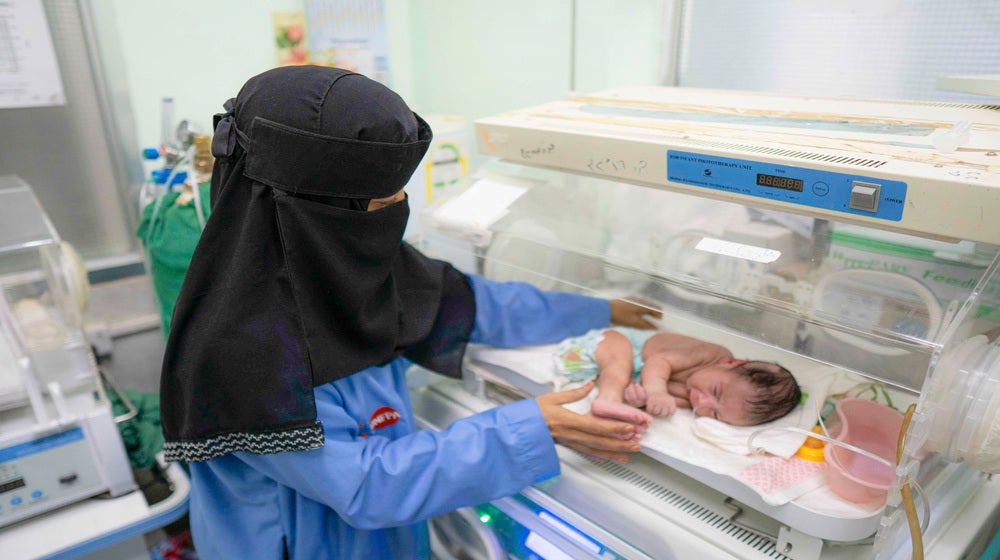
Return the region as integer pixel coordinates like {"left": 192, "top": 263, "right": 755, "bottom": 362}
{"left": 305, "top": 0, "right": 390, "bottom": 85}
{"left": 272, "top": 12, "right": 310, "bottom": 66}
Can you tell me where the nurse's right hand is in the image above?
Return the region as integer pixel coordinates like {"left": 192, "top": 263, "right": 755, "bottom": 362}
{"left": 536, "top": 381, "right": 642, "bottom": 463}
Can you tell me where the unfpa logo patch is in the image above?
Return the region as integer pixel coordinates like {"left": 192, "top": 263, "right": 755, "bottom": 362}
{"left": 370, "top": 406, "right": 401, "bottom": 430}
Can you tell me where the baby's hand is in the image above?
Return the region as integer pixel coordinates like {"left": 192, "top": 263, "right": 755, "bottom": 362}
{"left": 623, "top": 381, "right": 647, "bottom": 408}
{"left": 644, "top": 392, "right": 677, "bottom": 417}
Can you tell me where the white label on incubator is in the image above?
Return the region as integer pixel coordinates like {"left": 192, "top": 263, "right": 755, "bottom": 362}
{"left": 694, "top": 237, "right": 781, "bottom": 264}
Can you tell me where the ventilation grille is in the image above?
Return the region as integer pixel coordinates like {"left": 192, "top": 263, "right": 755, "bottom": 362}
{"left": 587, "top": 457, "right": 790, "bottom": 558}
{"left": 863, "top": 98, "right": 1000, "bottom": 111}
{"left": 680, "top": 138, "right": 889, "bottom": 168}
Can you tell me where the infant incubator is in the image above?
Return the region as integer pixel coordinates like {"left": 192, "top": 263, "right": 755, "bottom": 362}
{"left": 414, "top": 87, "right": 1000, "bottom": 559}
{"left": 0, "top": 176, "right": 135, "bottom": 529}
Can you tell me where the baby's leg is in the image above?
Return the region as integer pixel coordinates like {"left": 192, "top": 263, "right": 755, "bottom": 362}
{"left": 593, "top": 330, "right": 634, "bottom": 403}
{"left": 593, "top": 331, "right": 652, "bottom": 431}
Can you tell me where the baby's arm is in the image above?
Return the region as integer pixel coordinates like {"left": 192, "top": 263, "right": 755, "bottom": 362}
{"left": 638, "top": 352, "right": 679, "bottom": 417}
{"left": 630, "top": 333, "right": 733, "bottom": 417}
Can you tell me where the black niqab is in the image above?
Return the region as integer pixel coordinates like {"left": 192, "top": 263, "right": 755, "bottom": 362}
{"left": 160, "top": 67, "right": 475, "bottom": 462}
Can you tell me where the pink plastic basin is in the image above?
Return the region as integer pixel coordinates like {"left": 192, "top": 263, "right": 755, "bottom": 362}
{"left": 826, "top": 398, "right": 904, "bottom": 504}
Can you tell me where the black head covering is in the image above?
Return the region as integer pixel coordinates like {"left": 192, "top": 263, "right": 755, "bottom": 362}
{"left": 160, "top": 66, "right": 475, "bottom": 462}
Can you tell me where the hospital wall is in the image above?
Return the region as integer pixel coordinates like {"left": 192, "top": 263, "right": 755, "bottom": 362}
{"left": 103, "top": 0, "right": 665, "bottom": 156}
{"left": 103, "top": 0, "right": 306, "bottom": 151}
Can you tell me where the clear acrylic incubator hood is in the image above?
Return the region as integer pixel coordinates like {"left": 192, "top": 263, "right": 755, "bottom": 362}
{"left": 0, "top": 176, "right": 135, "bottom": 528}
{"left": 417, "top": 86, "right": 1000, "bottom": 559}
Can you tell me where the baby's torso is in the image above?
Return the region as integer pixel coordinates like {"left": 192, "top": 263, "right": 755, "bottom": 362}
{"left": 641, "top": 333, "right": 732, "bottom": 383}
{"left": 642, "top": 332, "right": 733, "bottom": 368}
{"left": 639, "top": 332, "right": 727, "bottom": 356}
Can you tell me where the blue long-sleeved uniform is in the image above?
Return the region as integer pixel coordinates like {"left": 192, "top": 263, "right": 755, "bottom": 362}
{"left": 187, "top": 275, "right": 611, "bottom": 559}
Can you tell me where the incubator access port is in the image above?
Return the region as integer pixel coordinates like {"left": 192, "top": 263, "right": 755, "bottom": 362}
{"left": 849, "top": 181, "right": 881, "bottom": 212}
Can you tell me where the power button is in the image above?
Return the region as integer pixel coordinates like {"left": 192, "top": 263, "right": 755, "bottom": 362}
{"left": 849, "top": 181, "right": 881, "bottom": 212}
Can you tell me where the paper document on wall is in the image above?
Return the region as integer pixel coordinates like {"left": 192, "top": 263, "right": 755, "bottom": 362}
{"left": 0, "top": 0, "right": 65, "bottom": 108}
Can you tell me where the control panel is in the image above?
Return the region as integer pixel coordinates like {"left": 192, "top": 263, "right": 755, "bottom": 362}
{"left": 0, "top": 427, "right": 105, "bottom": 526}
{"left": 667, "top": 150, "right": 906, "bottom": 221}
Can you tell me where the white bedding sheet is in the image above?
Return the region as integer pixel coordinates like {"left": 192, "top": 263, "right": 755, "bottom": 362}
{"left": 466, "top": 318, "right": 888, "bottom": 517}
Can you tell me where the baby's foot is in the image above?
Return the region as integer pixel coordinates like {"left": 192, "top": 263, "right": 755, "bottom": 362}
{"left": 591, "top": 398, "right": 652, "bottom": 436}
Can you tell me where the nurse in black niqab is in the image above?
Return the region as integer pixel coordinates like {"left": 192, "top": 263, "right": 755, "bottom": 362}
{"left": 159, "top": 65, "right": 657, "bottom": 559}
{"left": 161, "top": 66, "right": 475, "bottom": 460}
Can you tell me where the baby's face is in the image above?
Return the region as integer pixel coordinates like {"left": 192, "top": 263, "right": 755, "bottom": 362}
{"left": 685, "top": 358, "right": 758, "bottom": 425}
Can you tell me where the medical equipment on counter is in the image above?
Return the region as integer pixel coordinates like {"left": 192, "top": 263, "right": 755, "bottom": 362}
{"left": 139, "top": 110, "right": 213, "bottom": 335}
{"left": 413, "top": 87, "right": 1000, "bottom": 559}
{"left": 401, "top": 115, "right": 472, "bottom": 242}
{"left": 0, "top": 176, "right": 135, "bottom": 528}
{"left": 140, "top": 101, "right": 210, "bottom": 226}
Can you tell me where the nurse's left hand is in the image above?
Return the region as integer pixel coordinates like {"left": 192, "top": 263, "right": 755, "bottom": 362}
{"left": 610, "top": 297, "right": 662, "bottom": 329}
{"left": 537, "top": 382, "right": 642, "bottom": 463}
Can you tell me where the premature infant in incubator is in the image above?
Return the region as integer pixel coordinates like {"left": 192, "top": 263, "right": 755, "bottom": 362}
{"left": 556, "top": 328, "right": 802, "bottom": 432}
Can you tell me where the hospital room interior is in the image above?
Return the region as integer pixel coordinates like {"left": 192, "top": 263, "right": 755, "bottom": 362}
{"left": 3, "top": 0, "right": 1000, "bottom": 559}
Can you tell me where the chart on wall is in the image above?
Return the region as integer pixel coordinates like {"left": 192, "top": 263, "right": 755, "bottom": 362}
{"left": 305, "top": 0, "right": 390, "bottom": 86}
{"left": 0, "top": 0, "right": 65, "bottom": 108}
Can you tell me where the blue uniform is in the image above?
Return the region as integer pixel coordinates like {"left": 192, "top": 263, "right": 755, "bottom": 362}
{"left": 187, "top": 275, "right": 610, "bottom": 559}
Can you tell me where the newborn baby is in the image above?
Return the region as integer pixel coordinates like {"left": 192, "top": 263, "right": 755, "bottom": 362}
{"left": 556, "top": 328, "right": 802, "bottom": 431}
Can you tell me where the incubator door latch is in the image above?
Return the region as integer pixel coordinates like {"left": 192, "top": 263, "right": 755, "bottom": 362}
{"left": 777, "top": 526, "right": 823, "bottom": 560}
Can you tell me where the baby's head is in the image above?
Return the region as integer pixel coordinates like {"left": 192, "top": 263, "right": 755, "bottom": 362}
{"left": 686, "top": 359, "right": 801, "bottom": 426}
{"left": 736, "top": 361, "right": 801, "bottom": 425}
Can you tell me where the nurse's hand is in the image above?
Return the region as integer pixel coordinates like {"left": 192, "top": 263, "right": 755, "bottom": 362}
{"left": 610, "top": 297, "right": 662, "bottom": 330}
{"left": 536, "top": 382, "right": 642, "bottom": 463}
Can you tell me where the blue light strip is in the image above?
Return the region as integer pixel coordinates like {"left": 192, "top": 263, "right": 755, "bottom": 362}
{"left": 525, "top": 531, "right": 575, "bottom": 560}
{"left": 538, "top": 510, "right": 601, "bottom": 554}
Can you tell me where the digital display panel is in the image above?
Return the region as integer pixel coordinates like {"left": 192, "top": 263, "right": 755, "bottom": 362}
{"left": 756, "top": 173, "right": 804, "bottom": 192}
{"left": 0, "top": 478, "right": 25, "bottom": 494}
